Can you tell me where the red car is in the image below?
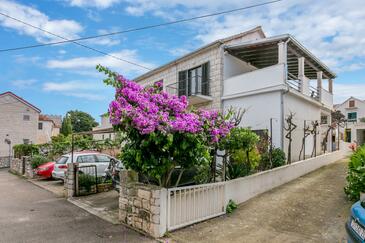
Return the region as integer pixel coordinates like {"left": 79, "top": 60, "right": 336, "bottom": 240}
{"left": 35, "top": 161, "right": 55, "bottom": 179}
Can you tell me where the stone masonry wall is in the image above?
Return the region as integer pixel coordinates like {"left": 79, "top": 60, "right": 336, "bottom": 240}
{"left": 64, "top": 162, "right": 77, "bottom": 198}
{"left": 0, "top": 156, "right": 10, "bottom": 168}
{"left": 119, "top": 170, "right": 167, "bottom": 238}
{"left": 10, "top": 156, "right": 35, "bottom": 178}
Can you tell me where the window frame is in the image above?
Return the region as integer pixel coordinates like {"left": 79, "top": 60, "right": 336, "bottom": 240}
{"left": 38, "top": 122, "right": 43, "bottom": 130}
{"left": 348, "top": 112, "right": 357, "bottom": 121}
{"left": 23, "top": 114, "right": 30, "bottom": 121}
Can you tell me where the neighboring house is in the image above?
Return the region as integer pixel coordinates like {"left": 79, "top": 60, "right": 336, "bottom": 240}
{"left": 0, "top": 91, "right": 41, "bottom": 157}
{"left": 36, "top": 114, "right": 61, "bottom": 144}
{"left": 92, "top": 113, "right": 115, "bottom": 140}
{"left": 335, "top": 97, "right": 365, "bottom": 146}
{"left": 134, "top": 26, "right": 336, "bottom": 162}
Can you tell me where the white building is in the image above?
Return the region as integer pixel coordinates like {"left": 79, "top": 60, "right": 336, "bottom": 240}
{"left": 133, "top": 26, "right": 336, "bottom": 162}
{"left": 36, "top": 114, "right": 61, "bottom": 144}
{"left": 335, "top": 97, "right": 365, "bottom": 145}
{"left": 92, "top": 114, "right": 115, "bottom": 140}
{"left": 0, "top": 92, "right": 40, "bottom": 156}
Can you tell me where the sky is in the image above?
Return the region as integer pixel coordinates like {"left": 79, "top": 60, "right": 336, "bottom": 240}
{"left": 0, "top": 0, "right": 365, "bottom": 122}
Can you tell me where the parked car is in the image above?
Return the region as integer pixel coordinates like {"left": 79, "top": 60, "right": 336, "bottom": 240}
{"left": 52, "top": 151, "right": 119, "bottom": 181}
{"left": 35, "top": 161, "right": 55, "bottom": 179}
{"left": 346, "top": 200, "right": 365, "bottom": 242}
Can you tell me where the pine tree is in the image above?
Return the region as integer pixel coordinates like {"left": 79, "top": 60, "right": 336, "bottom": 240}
{"left": 61, "top": 116, "right": 72, "bottom": 136}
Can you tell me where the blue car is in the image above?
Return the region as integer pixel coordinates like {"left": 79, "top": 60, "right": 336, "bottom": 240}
{"left": 346, "top": 201, "right": 365, "bottom": 242}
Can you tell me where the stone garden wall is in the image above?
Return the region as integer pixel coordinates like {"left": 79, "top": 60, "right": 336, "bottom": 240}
{"left": 0, "top": 156, "right": 10, "bottom": 168}
{"left": 10, "top": 156, "right": 35, "bottom": 178}
{"left": 119, "top": 170, "right": 167, "bottom": 238}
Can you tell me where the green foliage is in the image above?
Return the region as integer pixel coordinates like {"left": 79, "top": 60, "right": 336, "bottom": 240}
{"left": 120, "top": 131, "right": 210, "bottom": 187}
{"left": 271, "top": 148, "right": 286, "bottom": 168}
{"left": 345, "top": 146, "right": 365, "bottom": 200}
{"left": 13, "top": 144, "right": 39, "bottom": 158}
{"left": 31, "top": 155, "right": 49, "bottom": 169}
{"left": 226, "top": 199, "right": 238, "bottom": 214}
{"left": 218, "top": 127, "right": 259, "bottom": 152}
{"left": 360, "top": 117, "right": 365, "bottom": 123}
{"left": 78, "top": 174, "right": 98, "bottom": 192}
{"left": 60, "top": 116, "right": 72, "bottom": 136}
{"left": 66, "top": 110, "right": 98, "bottom": 133}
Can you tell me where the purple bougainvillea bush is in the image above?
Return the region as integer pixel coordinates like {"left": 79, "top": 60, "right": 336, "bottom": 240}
{"left": 97, "top": 65, "right": 235, "bottom": 187}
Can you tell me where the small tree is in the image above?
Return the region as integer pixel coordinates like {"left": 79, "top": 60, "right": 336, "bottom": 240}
{"left": 284, "top": 112, "right": 297, "bottom": 164}
{"left": 322, "top": 110, "right": 346, "bottom": 153}
{"left": 60, "top": 116, "right": 72, "bottom": 136}
{"left": 67, "top": 110, "right": 98, "bottom": 133}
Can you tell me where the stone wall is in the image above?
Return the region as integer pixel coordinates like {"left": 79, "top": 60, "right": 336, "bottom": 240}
{"left": 10, "top": 156, "right": 35, "bottom": 178}
{"left": 0, "top": 156, "right": 10, "bottom": 168}
{"left": 64, "top": 162, "right": 77, "bottom": 198}
{"left": 119, "top": 170, "right": 167, "bottom": 238}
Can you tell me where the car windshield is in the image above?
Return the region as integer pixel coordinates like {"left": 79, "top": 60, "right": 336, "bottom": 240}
{"left": 56, "top": 156, "right": 68, "bottom": 164}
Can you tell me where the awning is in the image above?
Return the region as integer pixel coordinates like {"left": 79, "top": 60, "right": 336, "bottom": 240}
{"left": 224, "top": 34, "right": 336, "bottom": 80}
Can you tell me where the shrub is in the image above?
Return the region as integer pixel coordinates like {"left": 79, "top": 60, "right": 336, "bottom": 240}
{"left": 31, "top": 155, "right": 49, "bottom": 169}
{"left": 78, "top": 174, "right": 99, "bottom": 192}
{"left": 345, "top": 146, "right": 365, "bottom": 200}
{"left": 271, "top": 148, "right": 286, "bottom": 168}
{"left": 226, "top": 199, "right": 238, "bottom": 214}
{"left": 13, "top": 144, "right": 39, "bottom": 158}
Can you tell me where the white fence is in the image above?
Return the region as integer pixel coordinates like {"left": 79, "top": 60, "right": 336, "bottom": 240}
{"left": 165, "top": 145, "right": 350, "bottom": 232}
{"left": 167, "top": 182, "right": 225, "bottom": 230}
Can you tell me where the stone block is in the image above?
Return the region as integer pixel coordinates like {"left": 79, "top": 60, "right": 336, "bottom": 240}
{"left": 142, "top": 199, "right": 150, "bottom": 210}
{"left": 152, "top": 189, "right": 160, "bottom": 199}
{"left": 151, "top": 214, "right": 160, "bottom": 224}
{"left": 150, "top": 205, "right": 160, "bottom": 214}
{"left": 138, "top": 189, "right": 151, "bottom": 200}
{"left": 133, "top": 198, "right": 142, "bottom": 208}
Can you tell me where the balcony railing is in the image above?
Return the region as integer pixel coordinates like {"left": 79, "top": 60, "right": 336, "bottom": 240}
{"left": 286, "top": 72, "right": 319, "bottom": 100}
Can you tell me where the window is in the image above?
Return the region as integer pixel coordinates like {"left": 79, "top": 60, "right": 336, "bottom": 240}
{"left": 95, "top": 155, "right": 110, "bottom": 163}
{"left": 348, "top": 112, "right": 357, "bottom": 121}
{"left": 102, "top": 134, "right": 105, "bottom": 140}
{"left": 109, "top": 134, "right": 112, "bottom": 139}
{"left": 178, "top": 62, "right": 210, "bottom": 97}
{"left": 349, "top": 100, "right": 355, "bottom": 108}
{"left": 38, "top": 122, "right": 43, "bottom": 130}
{"left": 76, "top": 155, "right": 96, "bottom": 163}
{"left": 23, "top": 139, "right": 30, "bottom": 144}
{"left": 56, "top": 156, "right": 68, "bottom": 164}
{"left": 321, "top": 115, "right": 328, "bottom": 125}
{"left": 23, "top": 115, "right": 30, "bottom": 121}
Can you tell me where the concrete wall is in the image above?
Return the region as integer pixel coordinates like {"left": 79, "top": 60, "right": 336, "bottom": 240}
{"left": 225, "top": 145, "right": 349, "bottom": 206}
{"left": 223, "top": 53, "right": 257, "bottom": 79}
{"left": 0, "top": 93, "right": 39, "bottom": 156}
{"left": 223, "top": 91, "right": 283, "bottom": 149}
{"left": 223, "top": 64, "right": 285, "bottom": 97}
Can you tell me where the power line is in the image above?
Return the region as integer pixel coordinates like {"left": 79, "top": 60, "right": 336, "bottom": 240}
{"left": 0, "top": 0, "right": 283, "bottom": 54}
{"left": 0, "top": 12, "right": 153, "bottom": 70}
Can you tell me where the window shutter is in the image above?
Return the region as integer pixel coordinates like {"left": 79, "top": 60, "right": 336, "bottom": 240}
{"left": 201, "top": 62, "right": 210, "bottom": 96}
{"left": 178, "top": 71, "right": 187, "bottom": 96}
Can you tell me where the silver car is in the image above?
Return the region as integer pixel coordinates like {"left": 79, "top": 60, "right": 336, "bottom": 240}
{"left": 52, "top": 152, "right": 117, "bottom": 181}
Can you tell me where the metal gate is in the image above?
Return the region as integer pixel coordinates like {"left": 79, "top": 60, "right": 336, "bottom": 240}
{"left": 167, "top": 182, "right": 226, "bottom": 231}
{"left": 75, "top": 164, "right": 98, "bottom": 196}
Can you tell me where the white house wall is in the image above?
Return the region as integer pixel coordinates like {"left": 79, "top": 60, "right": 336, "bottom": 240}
{"left": 223, "top": 64, "right": 285, "bottom": 98}
{"left": 223, "top": 53, "right": 257, "bottom": 79}
{"left": 223, "top": 91, "right": 283, "bottom": 149}
{"left": 283, "top": 92, "right": 324, "bottom": 162}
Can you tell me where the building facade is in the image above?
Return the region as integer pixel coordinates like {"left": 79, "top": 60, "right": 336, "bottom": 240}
{"left": 133, "top": 27, "right": 336, "bottom": 162}
{"left": 92, "top": 114, "right": 115, "bottom": 140}
{"left": 36, "top": 114, "right": 61, "bottom": 144}
{"left": 335, "top": 97, "right": 365, "bottom": 146}
{"left": 0, "top": 92, "right": 40, "bottom": 157}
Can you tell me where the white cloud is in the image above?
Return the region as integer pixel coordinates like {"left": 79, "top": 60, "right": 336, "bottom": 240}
{"left": 66, "top": 0, "right": 120, "bottom": 9}
{"left": 46, "top": 49, "right": 155, "bottom": 76}
{"left": 83, "top": 29, "right": 123, "bottom": 46}
{"left": 11, "top": 79, "right": 37, "bottom": 89}
{"left": 0, "top": 0, "right": 83, "bottom": 43}
{"left": 13, "top": 55, "right": 41, "bottom": 64}
{"left": 334, "top": 83, "right": 365, "bottom": 103}
{"left": 121, "top": 0, "right": 365, "bottom": 73}
{"left": 42, "top": 81, "right": 107, "bottom": 101}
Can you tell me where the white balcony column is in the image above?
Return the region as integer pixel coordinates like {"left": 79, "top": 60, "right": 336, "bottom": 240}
{"left": 298, "top": 57, "right": 306, "bottom": 93}
{"left": 328, "top": 78, "right": 333, "bottom": 94}
{"left": 317, "top": 71, "right": 323, "bottom": 99}
{"left": 278, "top": 41, "right": 287, "bottom": 65}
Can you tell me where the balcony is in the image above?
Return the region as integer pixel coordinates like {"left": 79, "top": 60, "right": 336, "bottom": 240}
{"left": 166, "top": 77, "right": 212, "bottom": 105}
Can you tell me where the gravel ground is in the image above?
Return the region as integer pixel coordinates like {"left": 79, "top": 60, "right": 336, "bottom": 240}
{"left": 168, "top": 159, "right": 352, "bottom": 243}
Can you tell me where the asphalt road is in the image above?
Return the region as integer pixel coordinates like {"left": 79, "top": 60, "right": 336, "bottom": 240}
{"left": 0, "top": 169, "right": 154, "bottom": 243}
